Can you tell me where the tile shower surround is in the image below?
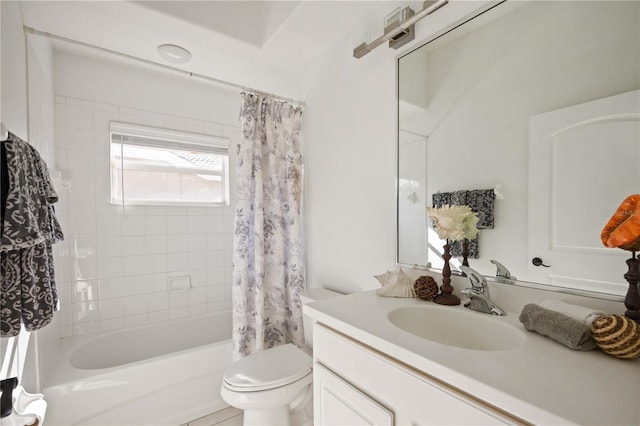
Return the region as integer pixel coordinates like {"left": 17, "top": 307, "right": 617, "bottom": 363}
{"left": 53, "top": 96, "right": 236, "bottom": 337}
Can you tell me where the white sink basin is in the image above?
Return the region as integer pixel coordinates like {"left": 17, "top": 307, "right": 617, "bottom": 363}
{"left": 388, "top": 305, "right": 526, "bottom": 351}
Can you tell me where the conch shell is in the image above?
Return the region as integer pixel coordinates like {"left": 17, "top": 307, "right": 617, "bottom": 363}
{"left": 601, "top": 194, "right": 640, "bottom": 250}
{"left": 375, "top": 267, "right": 417, "bottom": 298}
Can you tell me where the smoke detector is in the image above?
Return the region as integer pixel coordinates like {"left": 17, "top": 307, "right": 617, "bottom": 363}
{"left": 158, "top": 44, "right": 192, "bottom": 64}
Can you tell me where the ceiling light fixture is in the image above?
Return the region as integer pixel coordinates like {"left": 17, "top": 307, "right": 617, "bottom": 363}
{"left": 158, "top": 44, "right": 192, "bottom": 64}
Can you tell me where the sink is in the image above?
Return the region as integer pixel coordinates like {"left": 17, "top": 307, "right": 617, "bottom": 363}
{"left": 388, "top": 305, "right": 526, "bottom": 351}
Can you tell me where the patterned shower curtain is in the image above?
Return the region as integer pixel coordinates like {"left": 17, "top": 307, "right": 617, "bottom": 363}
{"left": 232, "top": 92, "right": 306, "bottom": 360}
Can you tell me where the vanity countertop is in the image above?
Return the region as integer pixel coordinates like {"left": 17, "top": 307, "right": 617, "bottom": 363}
{"left": 305, "top": 290, "right": 640, "bottom": 425}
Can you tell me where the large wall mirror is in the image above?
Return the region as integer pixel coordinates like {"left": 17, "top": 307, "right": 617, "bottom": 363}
{"left": 397, "top": 0, "right": 640, "bottom": 298}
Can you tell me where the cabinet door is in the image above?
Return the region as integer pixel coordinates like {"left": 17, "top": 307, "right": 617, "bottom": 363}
{"left": 314, "top": 363, "right": 394, "bottom": 426}
{"left": 314, "top": 324, "right": 516, "bottom": 425}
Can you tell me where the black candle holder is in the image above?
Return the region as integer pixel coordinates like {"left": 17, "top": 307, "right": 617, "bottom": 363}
{"left": 460, "top": 239, "right": 470, "bottom": 277}
{"left": 623, "top": 251, "right": 640, "bottom": 323}
{"left": 433, "top": 241, "right": 461, "bottom": 306}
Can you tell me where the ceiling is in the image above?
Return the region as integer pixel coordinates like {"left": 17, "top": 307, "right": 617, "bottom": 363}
{"left": 18, "top": 0, "right": 403, "bottom": 100}
{"left": 135, "top": 1, "right": 300, "bottom": 48}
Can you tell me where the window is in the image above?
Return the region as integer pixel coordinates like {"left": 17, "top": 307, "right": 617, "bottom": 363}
{"left": 110, "top": 121, "right": 229, "bottom": 206}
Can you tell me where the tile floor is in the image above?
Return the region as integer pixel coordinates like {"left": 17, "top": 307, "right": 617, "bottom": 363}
{"left": 181, "top": 407, "right": 243, "bottom": 426}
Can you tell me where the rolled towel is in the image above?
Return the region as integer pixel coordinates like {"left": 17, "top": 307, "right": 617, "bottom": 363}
{"left": 540, "top": 299, "right": 606, "bottom": 326}
{"left": 519, "top": 304, "right": 597, "bottom": 351}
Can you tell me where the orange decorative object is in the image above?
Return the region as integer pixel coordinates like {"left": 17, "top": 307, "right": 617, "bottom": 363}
{"left": 601, "top": 194, "right": 640, "bottom": 251}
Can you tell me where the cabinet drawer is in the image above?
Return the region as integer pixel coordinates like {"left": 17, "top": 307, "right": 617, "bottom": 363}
{"left": 314, "top": 323, "right": 518, "bottom": 425}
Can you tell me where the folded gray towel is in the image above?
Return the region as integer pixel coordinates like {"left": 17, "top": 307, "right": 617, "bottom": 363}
{"left": 519, "top": 304, "right": 597, "bottom": 351}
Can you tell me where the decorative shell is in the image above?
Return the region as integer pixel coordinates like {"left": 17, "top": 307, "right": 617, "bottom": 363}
{"left": 591, "top": 315, "right": 640, "bottom": 359}
{"left": 375, "top": 267, "right": 417, "bottom": 298}
{"left": 414, "top": 275, "right": 439, "bottom": 300}
{"left": 601, "top": 194, "right": 640, "bottom": 251}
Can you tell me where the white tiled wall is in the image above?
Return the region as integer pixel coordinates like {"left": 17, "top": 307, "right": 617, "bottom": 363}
{"left": 53, "top": 96, "right": 236, "bottom": 337}
{"left": 397, "top": 131, "right": 427, "bottom": 266}
{"left": 26, "top": 40, "right": 56, "bottom": 168}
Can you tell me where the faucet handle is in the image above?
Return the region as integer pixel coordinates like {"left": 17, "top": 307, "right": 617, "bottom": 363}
{"left": 460, "top": 266, "right": 487, "bottom": 289}
{"left": 490, "top": 259, "right": 516, "bottom": 281}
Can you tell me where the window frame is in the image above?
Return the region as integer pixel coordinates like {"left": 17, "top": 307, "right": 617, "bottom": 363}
{"left": 109, "top": 121, "right": 230, "bottom": 206}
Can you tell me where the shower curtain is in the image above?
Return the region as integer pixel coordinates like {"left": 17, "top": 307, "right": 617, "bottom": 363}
{"left": 232, "top": 92, "right": 305, "bottom": 360}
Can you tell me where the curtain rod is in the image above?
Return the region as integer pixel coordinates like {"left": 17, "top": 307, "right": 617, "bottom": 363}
{"left": 23, "top": 26, "right": 306, "bottom": 107}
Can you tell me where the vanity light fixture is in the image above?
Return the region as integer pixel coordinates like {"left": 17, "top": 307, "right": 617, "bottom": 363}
{"left": 384, "top": 6, "right": 416, "bottom": 50}
{"left": 353, "top": 0, "right": 448, "bottom": 59}
{"left": 158, "top": 44, "right": 192, "bottom": 64}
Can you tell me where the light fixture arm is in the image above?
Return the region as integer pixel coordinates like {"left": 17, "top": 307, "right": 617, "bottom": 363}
{"left": 353, "top": 0, "right": 448, "bottom": 59}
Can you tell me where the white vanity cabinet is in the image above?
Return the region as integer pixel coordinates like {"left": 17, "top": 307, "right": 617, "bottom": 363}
{"left": 313, "top": 323, "right": 518, "bottom": 425}
{"left": 306, "top": 291, "right": 640, "bottom": 425}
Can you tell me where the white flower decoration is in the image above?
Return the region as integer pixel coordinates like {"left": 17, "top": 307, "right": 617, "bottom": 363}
{"left": 427, "top": 204, "right": 479, "bottom": 242}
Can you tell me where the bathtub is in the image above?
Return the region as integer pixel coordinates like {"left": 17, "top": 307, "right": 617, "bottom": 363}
{"left": 41, "top": 311, "right": 233, "bottom": 425}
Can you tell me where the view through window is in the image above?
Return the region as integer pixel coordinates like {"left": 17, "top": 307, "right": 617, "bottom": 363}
{"left": 110, "top": 122, "right": 229, "bottom": 205}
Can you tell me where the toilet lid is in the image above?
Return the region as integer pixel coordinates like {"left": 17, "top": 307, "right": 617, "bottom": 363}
{"left": 223, "top": 344, "right": 312, "bottom": 392}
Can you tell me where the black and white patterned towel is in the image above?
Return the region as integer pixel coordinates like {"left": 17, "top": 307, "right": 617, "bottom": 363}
{"left": 432, "top": 189, "right": 495, "bottom": 229}
{"left": 432, "top": 188, "right": 495, "bottom": 259}
{"left": 1, "top": 132, "right": 63, "bottom": 337}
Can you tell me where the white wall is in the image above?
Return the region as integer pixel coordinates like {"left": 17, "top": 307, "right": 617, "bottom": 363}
{"left": 27, "top": 35, "right": 56, "bottom": 167}
{"left": 302, "top": 1, "right": 493, "bottom": 293}
{"left": 1, "top": 2, "right": 58, "bottom": 390}
{"left": 303, "top": 48, "right": 397, "bottom": 293}
{"left": 0, "top": 1, "right": 26, "bottom": 386}
{"left": 50, "top": 51, "right": 240, "bottom": 340}
{"left": 1, "top": 1, "right": 28, "bottom": 139}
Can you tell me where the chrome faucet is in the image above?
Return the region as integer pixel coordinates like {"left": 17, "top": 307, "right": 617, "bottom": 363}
{"left": 490, "top": 259, "right": 516, "bottom": 283}
{"left": 460, "top": 266, "right": 506, "bottom": 316}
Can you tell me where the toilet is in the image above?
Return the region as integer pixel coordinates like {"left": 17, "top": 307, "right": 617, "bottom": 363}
{"left": 220, "top": 288, "right": 341, "bottom": 426}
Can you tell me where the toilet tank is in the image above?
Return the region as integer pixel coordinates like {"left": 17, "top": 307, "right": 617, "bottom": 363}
{"left": 300, "top": 288, "right": 343, "bottom": 350}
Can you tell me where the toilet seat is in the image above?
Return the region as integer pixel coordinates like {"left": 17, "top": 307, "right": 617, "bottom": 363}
{"left": 223, "top": 344, "right": 312, "bottom": 392}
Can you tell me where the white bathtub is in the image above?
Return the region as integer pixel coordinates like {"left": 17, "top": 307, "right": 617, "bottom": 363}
{"left": 41, "top": 311, "right": 233, "bottom": 425}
